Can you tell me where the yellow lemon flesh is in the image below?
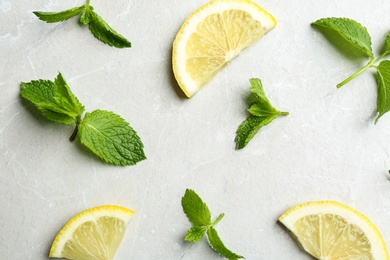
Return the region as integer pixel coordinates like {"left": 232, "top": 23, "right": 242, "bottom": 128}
{"left": 279, "top": 201, "right": 388, "bottom": 260}
{"left": 172, "top": 0, "right": 276, "bottom": 97}
{"left": 49, "top": 205, "right": 134, "bottom": 260}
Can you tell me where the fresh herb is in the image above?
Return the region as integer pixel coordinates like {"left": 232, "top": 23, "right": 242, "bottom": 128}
{"left": 312, "top": 17, "right": 390, "bottom": 123}
{"left": 20, "top": 72, "right": 145, "bottom": 166}
{"left": 181, "top": 189, "right": 244, "bottom": 260}
{"left": 235, "top": 78, "right": 288, "bottom": 149}
{"left": 33, "top": 0, "right": 131, "bottom": 48}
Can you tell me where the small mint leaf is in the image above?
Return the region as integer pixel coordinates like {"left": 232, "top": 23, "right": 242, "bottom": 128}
{"left": 374, "top": 60, "right": 390, "bottom": 123}
{"left": 80, "top": 5, "right": 94, "bottom": 25}
{"left": 247, "top": 79, "right": 280, "bottom": 116}
{"left": 78, "top": 110, "right": 146, "bottom": 166}
{"left": 53, "top": 73, "right": 85, "bottom": 117}
{"left": 33, "top": 5, "right": 85, "bottom": 23}
{"left": 249, "top": 78, "right": 270, "bottom": 102}
{"left": 235, "top": 78, "right": 287, "bottom": 149}
{"left": 20, "top": 79, "right": 77, "bottom": 125}
{"left": 39, "top": 108, "right": 78, "bottom": 125}
{"left": 181, "top": 189, "right": 212, "bottom": 226}
{"left": 312, "top": 17, "right": 373, "bottom": 58}
{"left": 87, "top": 10, "right": 131, "bottom": 48}
{"left": 384, "top": 32, "right": 390, "bottom": 54}
{"left": 185, "top": 226, "right": 208, "bottom": 243}
{"left": 235, "top": 115, "right": 276, "bottom": 149}
{"left": 207, "top": 227, "right": 244, "bottom": 260}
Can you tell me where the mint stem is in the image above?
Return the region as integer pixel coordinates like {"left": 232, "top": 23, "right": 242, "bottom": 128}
{"left": 337, "top": 59, "right": 374, "bottom": 88}
{"left": 70, "top": 116, "right": 82, "bottom": 141}
{"left": 211, "top": 213, "right": 225, "bottom": 226}
{"left": 337, "top": 51, "right": 390, "bottom": 88}
{"left": 86, "top": 0, "right": 91, "bottom": 7}
{"left": 280, "top": 111, "right": 289, "bottom": 115}
{"left": 69, "top": 125, "right": 78, "bottom": 142}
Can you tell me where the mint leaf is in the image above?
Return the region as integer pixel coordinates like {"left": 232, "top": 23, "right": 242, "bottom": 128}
{"left": 235, "top": 78, "right": 288, "bottom": 149}
{"left": 312, "top": 17, "right": 373, "bottom": 58}
{"left": 38, "top": 108, "right": 79, "bottom": 125}
{"left": 207, "top": 227, "right": 244, "bottom": 260}
{"left": 384, "top": 32, "right": 390, "bottom": 53}
{"left": 88, "top": 11, "right": 131, "bottom": 48}
{"left": 33, "top": 5, "right": 85, "bottom": 23}
{"left": 22, "top": 73, "right": 146, "bottom": 166}
{"left": 20, "top": 77, "right": 83, "bottom": 125}
{"left": 247, "top": 78, "right": 279, "bottom": 116}
{"left": 182, "top": 189, "right": 211, "bottom": 226}
{"left": 185, "top": 226, "right": 208, "bottom": 243}
{"left": 80, "top": 5, "right": 94, "bottom": 25}
{"left": 78, "top": 110, "right": 146, "bottom": 166}
{"left": 375, "top": 61, "right": 390, "bottom": 123}
{"left": 313, "top": 17, "right": 390, "bottom": 124}
{"left": 33, "top": 1, "right": 131, "bottom": 48}
{"left": 249, "top": 77, "right": 272, "bottom": 102}
{"left": 181, "top": 189, "right": 243, "bottom": 259}
{"left": 53, "top": 73, "right": 85, "bottom": 118}
{"left": 235, "top": 115, "right": 276, "bottom": 149}
{"left": 20, "top": 79, "right": 60, "bottom": 111}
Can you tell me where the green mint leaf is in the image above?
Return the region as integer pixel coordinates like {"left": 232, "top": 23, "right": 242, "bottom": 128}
{"left": 247, "top": 78, "right": 279, "bottom": 117}
{"left": 87, "top": 10, "right": 131, "bottom": 48}
{"left": 20, "top": 79, "right": 80, "bottom": 125}
{"left": 249, "top": 78, "right": 272, "bottom": 103}
{"left": 181, "top": 189, "right": 212, "bottom": 226}
{"left": 312, "top": 17, "right": 373, "bottom": 58}
{"left": 39, "top": 108, "right": 79, "bottom": 125}
{"left": 207, "top": 227, "right": 244, "bottom": 260}
{"left": 33, "top": 5, "right": 85, "bottom": 23}
{"left": 384, "top": 32, "right": 390, "bottom": 54}
{"left": 53, "top": 73, "right": 85, "bottom": 117}
{"left": 181, "top": 189, "right": 244, "bottom": 259}
{"left": 374, "top": 60, "right": 390, "bottom": 123}
{"left": 248, "top": 102, "right": 279, "bottom": 117}
{"left": 185, "top": 226, "right": 208, "bottom": 243}
{"left": 79, "top": 5, "right": 94, "bottom": 25}
{"left": 34, "top": 2, "right": 130, "bottom": 48}
{"left": 235, "top": 78, "right": 288, "bottom": 149}
{"left": 78, "top": 110, "right": 146, "bottom": 166}
{"left": 235, "top": 115, "right": 276, "bottom": 149}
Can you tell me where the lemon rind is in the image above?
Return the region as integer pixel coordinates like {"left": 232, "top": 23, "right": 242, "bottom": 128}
{"left": 172, "top": 0, "right": 276, "bottom": 98}
{"left": 279, "top": 200, "right": 389, "bottom": 259}
{"left": 49, "top": 205, "right": 135, "bottom": 258}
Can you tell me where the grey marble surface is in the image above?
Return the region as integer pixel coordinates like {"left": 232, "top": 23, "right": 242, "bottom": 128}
{"left": 1, "top": 0, "right": 390, "bottom": 259}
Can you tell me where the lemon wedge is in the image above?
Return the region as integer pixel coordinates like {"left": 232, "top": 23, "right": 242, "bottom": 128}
{"left": 49, "top": 205, "right": 134, "bottom": 260}
{"left": 279, "top": 201, "right": 388, "bottom": 259}
{"left": 172, "top": 0, "right": 276, "bottom": 97}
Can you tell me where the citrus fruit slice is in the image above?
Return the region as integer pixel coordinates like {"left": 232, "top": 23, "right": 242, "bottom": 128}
{"left": 49, "top": 205, "right": 134, "bottom": 260}
{"left": 279, "top": 201, "right": 388, "bottom": 259}
{"left": 172, "top": 0, "right": 276, "bottom": 98}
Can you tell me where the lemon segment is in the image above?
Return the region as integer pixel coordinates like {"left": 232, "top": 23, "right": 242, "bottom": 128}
{"left": 279, "top": 201, "right": 389, "bottom": 260}
{"left": 172, "top": 0, "right": 276, "bottom": 97}
{"left": 49, "top": 205, "right": 135, "bottom": 260}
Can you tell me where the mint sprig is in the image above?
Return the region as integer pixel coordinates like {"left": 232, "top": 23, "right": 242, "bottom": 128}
{"left": 20, "top": 72, "right": 145, "bottom": 166}
{"left": 312, "top": 17, "right": 390, "bottom": 123}
{"left": 181, "top": 189, "right": 244, "bottom": 260}
{"left": 33, "top": 0, "right": 131, "bottom": 48}
{"left": 235, "top": 78, "right": 288, "bottom": 149}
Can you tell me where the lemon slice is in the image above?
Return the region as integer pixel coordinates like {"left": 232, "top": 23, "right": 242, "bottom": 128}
{"left": 49, "top": 205, "right": 134, "bottom": 260}
{"left": 279, "top": 201, "right": 388, "bottom": 259}
{"left": 172, "top": 0, "right": 276, "bottom": 97}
